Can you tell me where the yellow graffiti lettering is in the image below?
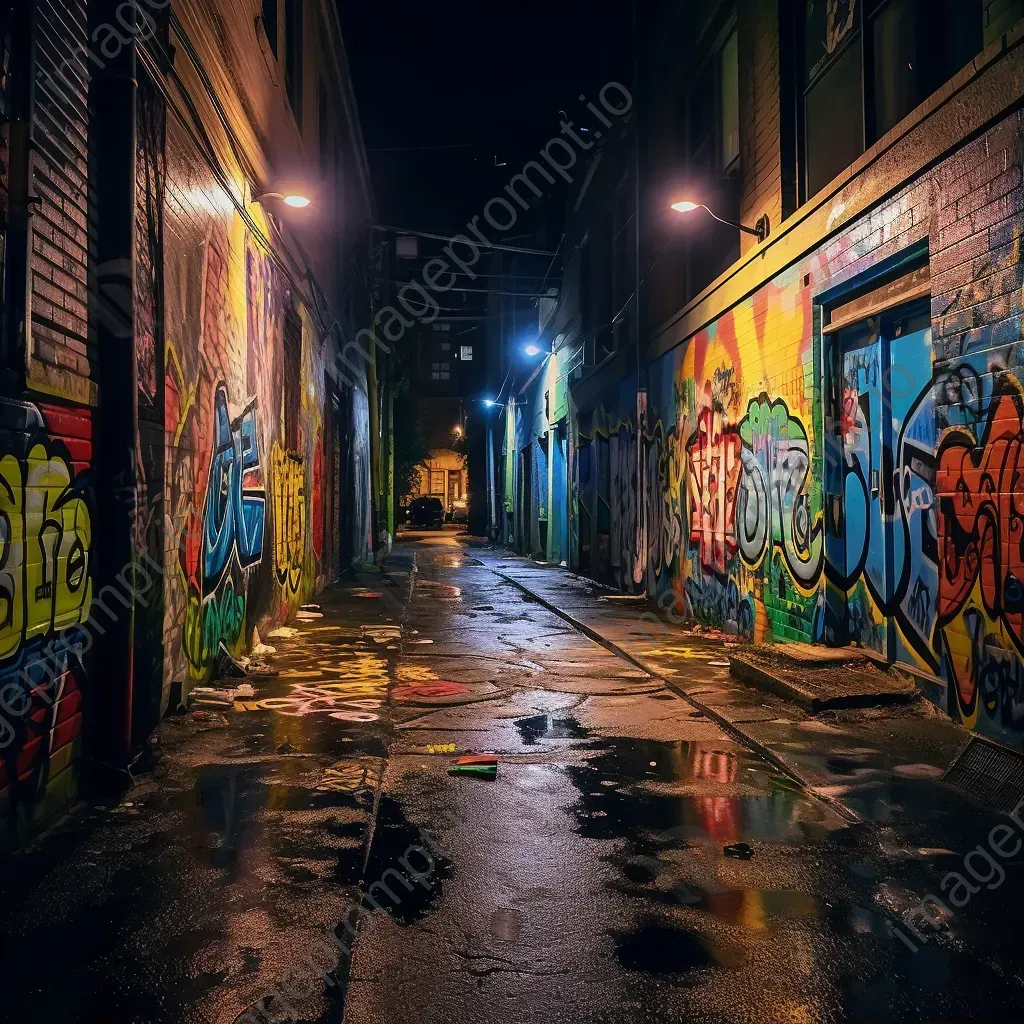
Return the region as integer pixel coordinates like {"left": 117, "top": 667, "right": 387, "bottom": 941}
{"left": 0, "top": 445, "right": 91, "bottom": 661}
{"left": 272, "top": 442, "right": 305, "bottom": 595}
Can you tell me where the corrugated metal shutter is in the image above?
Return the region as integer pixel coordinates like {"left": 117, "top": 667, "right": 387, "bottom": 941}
{"left": 30, "top": 0, "right": 90, "bottom": 376}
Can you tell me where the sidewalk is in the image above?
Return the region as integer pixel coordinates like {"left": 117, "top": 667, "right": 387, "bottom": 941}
{"left": 484, "top": 556, "right": 977, "bottom": 829}
{"left": 0, "top": 560, "right": 412, "bottom": 1024}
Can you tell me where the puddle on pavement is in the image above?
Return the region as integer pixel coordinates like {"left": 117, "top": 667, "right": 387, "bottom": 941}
{"left": 613, "top": 922, "right": 742, "bottom": 972}
{"left": 431, "top": 555, "right": 482, "bottom": 567}
{"left": 191, "top": 765, "right": 374, "bottom": 872}
{"left": 416, "top": 579, "right": 463, "bottom": 602}
{"left": 359, "top": 795, "right": 453, "bottom": 925}
{"left": 566, "top": 737, "right": 837, "bottom": 852}
{"left": 514, "top": 713, "right": 589, "bottom": 745}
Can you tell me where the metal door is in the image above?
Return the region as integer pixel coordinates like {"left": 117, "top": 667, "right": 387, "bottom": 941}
{"left": 841, "top": 322, "right": 889, "bottom": 657}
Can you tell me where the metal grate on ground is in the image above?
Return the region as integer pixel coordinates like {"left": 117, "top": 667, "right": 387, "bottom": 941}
{"left": 943, "top": 736, "right": 1024, "bottom": 815}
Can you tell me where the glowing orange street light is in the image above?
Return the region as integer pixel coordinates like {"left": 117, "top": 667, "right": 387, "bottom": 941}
{"left": 254, "top": 192, "right": 311, "bottom": 208}
{"left": 670, "top": 200, "right": 769, "bottom": 242}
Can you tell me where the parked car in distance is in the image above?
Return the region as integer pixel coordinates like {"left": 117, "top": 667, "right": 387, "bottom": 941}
{"left": 447, "top": 498, "right": 469, "bottom": 524}
{"left": 408, "top": 495, "right": 445, "bottom": 528}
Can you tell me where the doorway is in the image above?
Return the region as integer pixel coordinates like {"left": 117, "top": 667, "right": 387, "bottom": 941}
{"left": 827, "top": 300, "right": 936, "bottom": 668}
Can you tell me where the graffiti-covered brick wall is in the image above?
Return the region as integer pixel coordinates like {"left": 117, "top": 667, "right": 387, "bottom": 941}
{"left": 0, "top": 399, "right": 92, "bottom": 827}
{"left": 161, "top": 115, "right": 329, "bottom": 705}
{"left": 633, "top": 108, "right": 1024, "bottom": 746}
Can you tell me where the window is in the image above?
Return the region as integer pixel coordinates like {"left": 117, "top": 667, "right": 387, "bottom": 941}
{"left": 720, "top": 29, "right": 739, "bottom": 168}
{"left": 801, "top": 0, "right": 981, "bottom": 201}
{"left": 683, "top": 23, "right": 741, "bottom": 301}
{"left": 284, "top": 0, "right": 302, "bottom": 121}
{"left": 261, "top": 0, "right": 277, "bottom": 56}
{"left": 687, "top": 26, "right": 739, "bottom": 175}
{"left": 441, "top": 341, "right": 450, "bottom": 350}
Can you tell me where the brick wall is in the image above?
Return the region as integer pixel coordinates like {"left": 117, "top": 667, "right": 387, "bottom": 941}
{"left": 632, "top": 106, "right": 1024, "bottom": 745}
{"left": 30, "top": 0, "right": 94, "bottom": 402}
{"left": 985, "top": 0, "right": 1024, "bottom": 45}
{"left": 738, "top": 0, "right": 782, "bottom": 250}
{"left": 0, "top": 397, "right": 93, "bottom": 837}
{"left": 160, "top": 104, "right": 329, "bottom": 702}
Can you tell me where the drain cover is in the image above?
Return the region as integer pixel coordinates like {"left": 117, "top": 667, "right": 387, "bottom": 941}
{"left": 943, "top": 736, "right": 1024, "bottom": 814}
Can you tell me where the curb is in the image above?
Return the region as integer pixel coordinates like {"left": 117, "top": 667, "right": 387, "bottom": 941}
{"left": 491, "top": 567, "right": 863, "bottom": 825}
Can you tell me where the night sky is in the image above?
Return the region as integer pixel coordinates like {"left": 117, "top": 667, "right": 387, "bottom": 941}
{"left": 335, "top": 1, "right": 633, "bottom": 236}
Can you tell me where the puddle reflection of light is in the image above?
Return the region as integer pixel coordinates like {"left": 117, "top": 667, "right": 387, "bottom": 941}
{"left": 691, "top": 748, "right": 739, "bottom": 784}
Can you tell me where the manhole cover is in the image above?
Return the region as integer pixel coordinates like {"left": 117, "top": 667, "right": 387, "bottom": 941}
{"left": 943, "top": 736, "right": 1024, "bottom": 814}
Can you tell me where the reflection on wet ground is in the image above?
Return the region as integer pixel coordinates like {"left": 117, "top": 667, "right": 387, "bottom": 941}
{"left": 350, "top": 534, "right": 1024, "bottom": 1024}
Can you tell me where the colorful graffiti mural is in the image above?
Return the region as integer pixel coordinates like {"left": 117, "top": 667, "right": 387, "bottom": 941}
{"left": 0, "top": 399, "right": 92, "bottom": 825}
{"left": 272, "top": 441, "right": 306, "bottom": 596}
{"left": 162, "top": 128, "right": 330, "bottom": 695}
{"left": 565, "top": 220, "right": 1024, "bottom": 746}
{"left": 936, "top": 370, "right": 1024, "bottom": 733}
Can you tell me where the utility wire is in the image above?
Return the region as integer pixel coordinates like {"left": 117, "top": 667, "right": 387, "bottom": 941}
{"left": 372, "top": 223, "right": 557, "bottom": 256}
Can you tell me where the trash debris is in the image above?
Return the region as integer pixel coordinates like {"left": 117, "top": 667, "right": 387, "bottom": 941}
{"left": 450, "top": 763, "right": 497, "bottom": 779}
{"left": 251, "top": 627, "right": 277, "bottom": 657}
{"left": 450, "top": 753, "right": 498, "bottom": 778}
{"left": 276, "top": 741, "right": 296, "bottom": 754}
{"left": 246, "top": 663, "right": 279, "bottom": 678}
{"left": 427, "top": 742, "right": 457, "bottom": 754}
{"left": 723, "top": 842, "right": 754, "bottom": 860}
{"left": 216, "top": 640, "right": 249, "bottom": 678}
{"left": 408, "top": 638, "right": 434, "bottom": 645}
{"left": 707, "top": 660, "right": 730, "bottom": 667}
{"left": 649, "top": 761, "right": 657, "bottom": 767}
{"left": 355, "top": 591, "right": 383, "bottom": 598}
{"left": 267, "top": 626, "right": 299, "bottom": 639}
{"left": 295, "top": 610, "right": 323, "bottom": 620}
{"left": 190, "top": 710, "right": 228, "bottom": 727}
{"left": 188, "top": 686, "right": 235, "bottom": 707}
{"left": 473, "top": 605, "right": 495, "bottom": 612}
{"left": 300, "top": 604, "right": 322, "bottom": 612}
{"left": 234, "top": 682, "right": 256, "bottom": 698}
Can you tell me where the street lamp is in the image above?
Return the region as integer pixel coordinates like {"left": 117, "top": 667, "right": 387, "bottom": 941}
{"left": 524, "top": 343, "right": 542, "bottom": 357}
{"left": 670, "top": 200, "right": 770, "bottom": 243}
{"left": 254, "top": 192, "right": 312, "bottom": 208}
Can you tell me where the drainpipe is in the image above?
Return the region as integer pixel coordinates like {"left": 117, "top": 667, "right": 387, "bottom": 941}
{"left": 89, "top": 0, "right": 138, "bottom": 787}
{"left": 631, "top": 0, "right": 647, "bottom": 592}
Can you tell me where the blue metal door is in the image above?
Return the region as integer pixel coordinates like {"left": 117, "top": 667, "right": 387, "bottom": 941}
{"left": 841, "top": 326, "right": 889, "bottom": 658}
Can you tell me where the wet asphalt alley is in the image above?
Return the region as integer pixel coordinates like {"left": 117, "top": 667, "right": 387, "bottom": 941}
{"left": 3, "top": 530, "right": 1024, "bottom": 1023}
{"left": 344, "top": 531, "right": 1024, "bottom": 1024}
